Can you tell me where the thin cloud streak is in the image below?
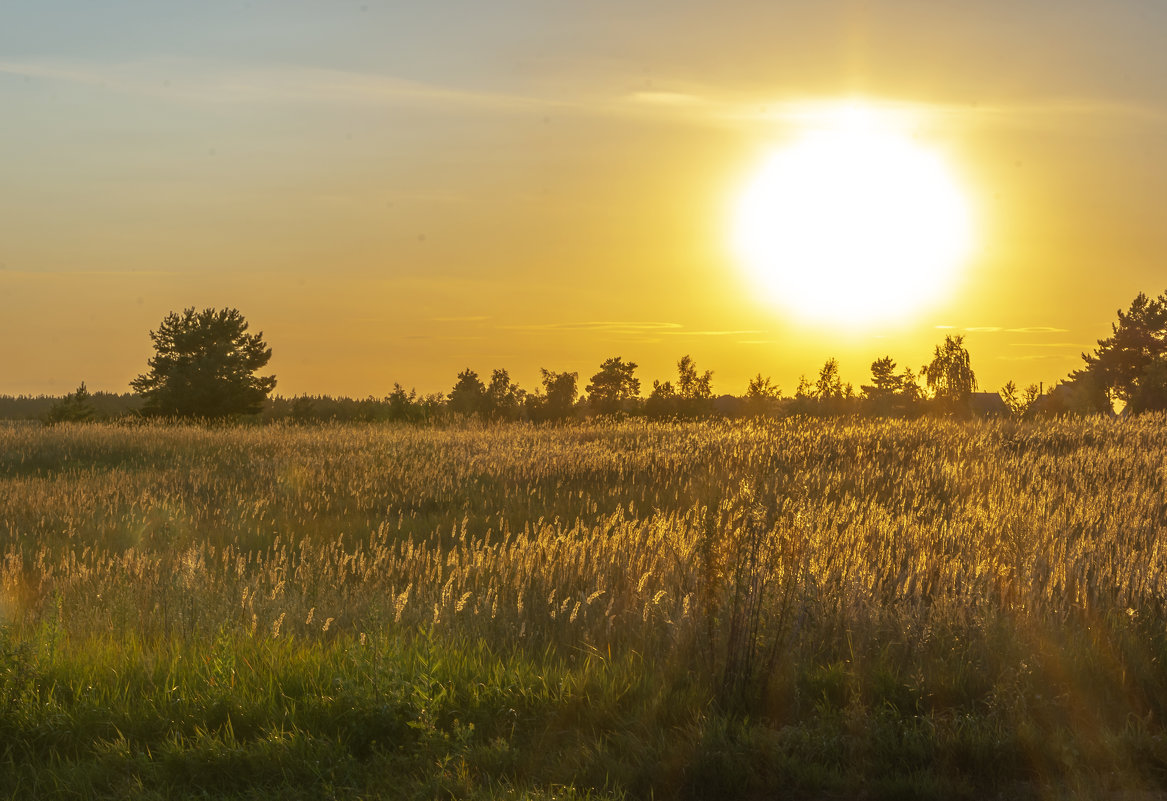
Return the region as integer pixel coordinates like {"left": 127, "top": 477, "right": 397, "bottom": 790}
{"left": 1007, "top": 342, "right": 1085, "bottom": 348}
{"left": 0, "top": 58, "right": 567, "bottom": 114}
{"left": 664, "top": 329, "right": 763, "bottom": 337}
{"left": 502, "top": 321, "right": 683, "bottom": 334}
{"left": 500, "top": 322, "right": 762, "bottom": 338}
{"left": 934, "top": 325, "right": 1070, "bottom": 334}
{"left": 1, "top": 268, "right": 178, "bottom": 277}
{"left": 620, "top": 88, "right": 1167, "bottom": 131}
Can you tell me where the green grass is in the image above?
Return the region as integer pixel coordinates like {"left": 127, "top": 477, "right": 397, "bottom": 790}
{"left": 6, "top": 624, "right": 1167, "bottom": 800}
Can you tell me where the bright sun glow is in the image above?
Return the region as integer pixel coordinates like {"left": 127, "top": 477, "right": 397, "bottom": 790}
{"left": 733, "top": 102, "right": 975, "bottom": 327}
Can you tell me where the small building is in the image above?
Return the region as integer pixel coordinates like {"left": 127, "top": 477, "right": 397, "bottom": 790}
{"left": 1025, "top": 379, "right": 1114, "bottom": 418}
{"left": 969, "top": 391, "right": 1010, "bottom": 417}
{"left": 713, "top": 394, "right": 745, "bottom": 417}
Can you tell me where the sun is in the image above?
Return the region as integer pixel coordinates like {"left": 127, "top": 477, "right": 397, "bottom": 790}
{"left": 732, "top": 102, "right": 975, "bottom": 328}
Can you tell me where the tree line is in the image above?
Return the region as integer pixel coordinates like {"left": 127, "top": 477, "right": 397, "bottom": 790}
{"left": 17, "top": 289, "right": 1167, "bottom": 424}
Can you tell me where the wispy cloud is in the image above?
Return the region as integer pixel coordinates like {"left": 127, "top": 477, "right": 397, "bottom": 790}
{"left": 11, "top": 57, "right": 1164, "bottom": 131}
{"left": 1007, "top": 342, "right": 1084, "bottom": 348}
{"left": 934, "top": 324, "right": 1070, "bottom": 334}
{"left": 500, "top": 321, "right": 763, "bottom": 339}
{"left": 0, "top": 58, "right": 563, "bottom": 114}
{"left": 502, "top": 321, "right": 682, "bottom": 334}
{"left": 669, "top": 329, "right": 762, "bottom": 337}
{"left": 1, "top": 267, "right": 177, "bottom": 277}
{"left": 432, "top": 315, "right": 490, "bottom": 323}
{"left": 997, "top": 353, "right": 1065, "bottom": 362}
{"left": 619, "top": 88, "right": 1167, "bottom": 132}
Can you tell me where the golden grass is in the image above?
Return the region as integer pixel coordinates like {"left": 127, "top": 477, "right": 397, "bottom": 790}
{"left": 1, "top": 415, "right": 1164, "bottom": 664}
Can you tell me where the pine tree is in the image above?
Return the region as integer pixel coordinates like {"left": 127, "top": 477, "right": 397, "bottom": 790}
{"left": 131, "top": 307, "right": 276, "bottom": 418}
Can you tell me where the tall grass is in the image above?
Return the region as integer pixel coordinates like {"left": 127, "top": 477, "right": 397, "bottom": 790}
{"left": 3, "top": 416, "right": 1167, "bottom": 798}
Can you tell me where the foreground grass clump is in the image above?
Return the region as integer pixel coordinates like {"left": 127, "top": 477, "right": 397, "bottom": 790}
{"left": 3, "top": 416, "right": 1167, "bottom": 798}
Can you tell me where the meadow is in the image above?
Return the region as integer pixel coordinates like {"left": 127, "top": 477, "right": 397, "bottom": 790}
{"left": 2, "top": 416, "right": 1167, "bottom": 799}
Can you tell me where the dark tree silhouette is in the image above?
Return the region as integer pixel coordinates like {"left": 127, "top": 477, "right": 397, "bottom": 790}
{"left": 1130, "top": 356, "right": 1167, "bottom": 413}
{"left": 290, "top": 396, "right": 316, "bottom": 423}
{"left": 538, "top": 369, "right": 578, "bottom": 421}
{"left": 131, "top": 307, "right": 276, "bottom": 418}
{"left": 387, "top": 383, "right": 420, "bottom": 422}
{"left": 448, "top": 369, "right": 486, "bottom": 417}
{"left": 924, "top": 335, "right": 977, "bottom": 414}
{"left": 1073, "top": 289, "right": 1167, "bottom": 412}
{"left": 744, "top": 374, "right": 781, "bottom": 416}
{"left": 647, "top": 355, "right": 714, "bottom": 419}
{"left": 645, "top": 379, "right": 678, "bottom": 419}
{"left": 43, "top": 382, "right": 96, "bottom": 425}
{"left": 586, "top": 357, "right": 640, "bottom": 415}
{"left": 863, "top": 357, "right": 899, "bottom": 398}
{"left": 745, "top": 374, "right": 780, "bottom": 400}
{"left": 815, "top": 358, "right": 843, "bottom": 401}
{"left": 999, "top": 381, "right": 1031, "bottom": 419}
{"left": 676, "top": 355, "right": 714, "bottom": 401}
{"left": 485, "top": 369, "right": 524, "bottom": 421}
{"left": 861, "top": 357, "right": 923, "bottom": 416}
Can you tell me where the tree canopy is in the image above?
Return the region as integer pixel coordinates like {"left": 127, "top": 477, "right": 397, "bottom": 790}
{"left": 448, "top": 369, "right": 486, "bottom": 417}
{"left": 586, "top": 357, "right": 640, "bottom": 415}
{"left": 131, "top": 307, "right": 276, "bottom": 418}
{"left": 1074, "top": 289, "right": 1167, "bottom": 412}
{"left": 924, "top": 335, "right": 977, "bottom": 413}
{"left": 43, "top": 382, "right": 95, "bottom": 425}
{"left": 535, "top": 369, "right": 578, "bottom": 421}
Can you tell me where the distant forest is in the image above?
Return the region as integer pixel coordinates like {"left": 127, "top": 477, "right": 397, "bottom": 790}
{"left": 5, "top": 288, "right": 1166, "bottom": 425}
{"left": 0, "top": 340, "right": 1122, "bottom": 425}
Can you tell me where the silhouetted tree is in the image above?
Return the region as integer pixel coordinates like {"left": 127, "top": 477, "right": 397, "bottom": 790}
{"left": 744, "top": 374, "right": 781, "bottom": 416}
{"left": 43, "top": 382, "right": 96, "bottom": 425}
{"left": 131, "top": 307, "right": 276, "bottom": 418}
{"left": 898, "top": 367, "right": 926, "bottom": 406}
{"left": 387, "top": 383, "right": 420, "bottom": 422}
{"left": 536, "top": 369, "right": 578, "bottom": 421}
{"left": 417, "top": 392, "right": 449, "bottom": 423}
{"left": 485, "top": 369, "right": 524, "bottom": 421}
{"left": 808, "top": 358, "right": 845, "bottom": 415}
{"left": 677, "top": 355, "right": 713, "bottom": 400}
{"left": 1073, "top": 289, "right": 1167, "bottom": 412}
{"left": 745, "top": 374, "right": 780, "bottom": 400}
{"left": 861, "top": 357, "right": 924, "bottom": 417}
{"left": 448, "top": 368, "right": 486, "bottom": 417}
{"left": 1000, "top": 381, "right": 1041, "bottom": 419}
{"left": 924, "top": 335, "right": 977, "bottom": 414}
{"left": 675, "top": 354, "right": 714, "bottom": 417}
{"left": 861, "top": 356, "right": 899, "bottom": 416}
{"left": 863, "top": 357, "right": 899, "bottom": 397}
{"left": 815, "top": 358, "right": 843, "bottom": 401}
{"left": 788, "top": 375, "right": 816, "bottom": 415}
{"left": 586, "top": 357, "right": 640, "bottom": 415}
{"left": 290, "top": 395, "right": 316, "bottom": 423}
{"left": 1130, "top": 355, "right": 1167, "bottom": 413}
{"left": 645, "top": 380, "right": 678, "bottom": 419}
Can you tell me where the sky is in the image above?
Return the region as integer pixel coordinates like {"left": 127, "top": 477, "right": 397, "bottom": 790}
{"left": 3, "top": 0, "right": 1167, "bottom": 399}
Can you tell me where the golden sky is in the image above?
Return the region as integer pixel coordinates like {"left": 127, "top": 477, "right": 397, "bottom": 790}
{"left": 3, "top": 1, "right": 1166, "bottom": 398}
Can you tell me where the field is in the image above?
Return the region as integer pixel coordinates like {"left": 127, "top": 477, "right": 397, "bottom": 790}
{"left": 3, "top": 416, "right": 1167, "bottom": 799}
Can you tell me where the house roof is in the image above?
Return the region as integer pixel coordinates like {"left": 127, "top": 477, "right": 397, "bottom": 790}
{"left": 969, "top": 391, "right": 1009, "bottom": 415}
